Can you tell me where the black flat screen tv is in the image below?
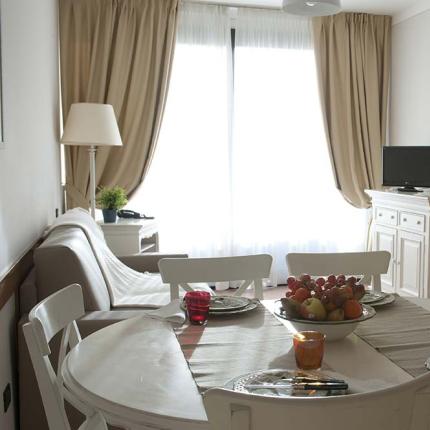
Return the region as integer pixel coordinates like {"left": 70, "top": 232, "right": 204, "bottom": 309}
{"left": 383, "top": 146, "right": 430, "bottom": 192}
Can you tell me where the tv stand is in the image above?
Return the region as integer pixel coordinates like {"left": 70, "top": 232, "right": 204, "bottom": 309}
{"left": 366, "top": 189, "right": 430, "bottom": 299}
{"left": 397, "top": 186, "right": 423, "bottom": 193}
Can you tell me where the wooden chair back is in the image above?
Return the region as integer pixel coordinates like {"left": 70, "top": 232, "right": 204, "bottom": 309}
{"left": 204, "top": 371, "right": 430, "bottom": 430}
{"left": 158, "top": 254, "right": 273, "bottom": 300}
{"left": 22, "top": 284, "right": 106, "bottom": 430}
{"left": 286, "top": 251, "right": 391, "bottom": 292}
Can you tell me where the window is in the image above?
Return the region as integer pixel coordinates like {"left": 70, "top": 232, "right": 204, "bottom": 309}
{"left": 131, "top": 5, "right": 367, "bottom": 283}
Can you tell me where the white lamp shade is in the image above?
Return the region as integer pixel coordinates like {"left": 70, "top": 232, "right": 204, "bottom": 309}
{"left": 283, "top": 0, "right": 341, "bottom": 16}
{"left": 61, "top": 103, "right": 123, "bottom": 147}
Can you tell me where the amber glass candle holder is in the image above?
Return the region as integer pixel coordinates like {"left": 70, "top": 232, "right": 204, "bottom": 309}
{"left": 185, "top": 291, "right": 211, "bottom": 325}
{"left": 293, "top": 331, "right": 326, "bottom": 370}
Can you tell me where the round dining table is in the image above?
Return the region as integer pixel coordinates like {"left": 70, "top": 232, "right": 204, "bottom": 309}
{"left": 62, "top": 299, "right": 428, "bottom": 430}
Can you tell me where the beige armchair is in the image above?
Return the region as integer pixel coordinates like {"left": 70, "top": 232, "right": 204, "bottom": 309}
{"left": 18, "top": 224, "right": 188, "bottom": 430}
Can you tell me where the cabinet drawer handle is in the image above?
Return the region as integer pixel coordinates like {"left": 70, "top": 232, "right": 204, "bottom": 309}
{"left": 403, "top": 218, "right": 407, "bottom": 222}
{"left": 417, "top": 221, "right": 421, "bottom": 225}
{"left": 391, "top": 215, "right": 395, "bottom": 219}
{"left": 378, "top": 213, "right": 383, "bottom": 217}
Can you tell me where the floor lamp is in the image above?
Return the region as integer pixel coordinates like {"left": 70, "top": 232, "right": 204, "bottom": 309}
{"left": 61, "top": 103, "right": 123, "bottom": 219}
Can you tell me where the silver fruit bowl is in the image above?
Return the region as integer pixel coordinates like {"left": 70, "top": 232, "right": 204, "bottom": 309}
{"left": 274, "top": 300, "right": 376, "bottom": 341}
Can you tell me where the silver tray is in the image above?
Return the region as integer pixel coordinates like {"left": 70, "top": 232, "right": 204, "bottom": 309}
{"left": 225, "top": 369, "right": 348, "bottom": 398}
{"left": 274, "top": 300, "right": 376, "bottom": 325}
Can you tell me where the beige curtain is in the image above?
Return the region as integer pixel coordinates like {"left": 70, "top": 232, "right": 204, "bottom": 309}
{"left": 59, "top": 0, "right": 178, "bottom": 209}
{"left": 312, "top": 13, "right": 391, "bottom": 208}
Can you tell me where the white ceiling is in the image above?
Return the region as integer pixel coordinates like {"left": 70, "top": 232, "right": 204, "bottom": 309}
{"left": 193, "top": 0, "right": 420, "bottom": 16}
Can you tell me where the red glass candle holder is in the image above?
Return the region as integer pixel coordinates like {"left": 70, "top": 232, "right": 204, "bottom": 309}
{"left": 185, "top": 291, "right": 211, "bottom": 325}
{"left": 293, "top": 331, "right": 326, "bottom": 370}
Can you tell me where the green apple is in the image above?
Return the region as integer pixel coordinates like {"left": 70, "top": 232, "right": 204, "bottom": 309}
{"left": 300, "top": 298, "right": 327, "bottom": 321}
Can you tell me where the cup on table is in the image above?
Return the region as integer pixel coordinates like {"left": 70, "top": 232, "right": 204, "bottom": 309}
{"left": 185, "top": 291, "right": 211, "bottom": 325}
{"left": 293, "top": 331, "right": 326, "bottom": 370}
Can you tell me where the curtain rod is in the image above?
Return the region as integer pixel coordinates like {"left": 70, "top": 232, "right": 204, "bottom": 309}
{"left": 181, "top": 0, "right": 282, "bottom": 11}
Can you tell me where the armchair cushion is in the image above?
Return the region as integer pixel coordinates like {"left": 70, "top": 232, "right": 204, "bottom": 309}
{"left": 35, "top": 227, "right": 111, "bottom": 311}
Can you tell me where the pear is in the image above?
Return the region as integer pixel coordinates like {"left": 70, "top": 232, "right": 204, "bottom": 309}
{"left": 327, "top": 308, "right": 345, "bottom": 321}
{"left": 280, "top": 297, "right": 301, "bottom": 319}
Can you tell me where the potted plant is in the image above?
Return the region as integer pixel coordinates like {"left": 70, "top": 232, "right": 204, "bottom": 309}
{"left": 97, "top": 186, "right": 128, "bottom": 223}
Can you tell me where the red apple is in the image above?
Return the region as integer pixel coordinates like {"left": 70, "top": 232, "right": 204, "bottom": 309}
{"left": 294, "top": 287, "right": 312, "bottom": 303}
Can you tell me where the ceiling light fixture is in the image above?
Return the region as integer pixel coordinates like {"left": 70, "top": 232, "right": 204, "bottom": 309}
{"left": 283, "top": 0, "right": 341, "bottom": 16}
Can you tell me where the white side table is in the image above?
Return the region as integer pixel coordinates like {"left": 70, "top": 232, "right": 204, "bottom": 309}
{"left": 99, "top": 218, "right": 159, "bottom": 256}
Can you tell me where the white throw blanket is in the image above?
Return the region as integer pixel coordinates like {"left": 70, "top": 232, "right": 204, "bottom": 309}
{"left": 45, "top": 208, "right": 212, "bottom": 309}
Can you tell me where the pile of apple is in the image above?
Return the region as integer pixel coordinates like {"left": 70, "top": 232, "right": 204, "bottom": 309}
{"left": 280, "top": 274, "right": 366, "bottom": 322}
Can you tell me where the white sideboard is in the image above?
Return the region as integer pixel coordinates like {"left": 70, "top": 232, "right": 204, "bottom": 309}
{"left": 367, "top": 189, "right": 430, "bottom": 298}
{"left": 99, "top": 218, "right": 159, "bottom": 256}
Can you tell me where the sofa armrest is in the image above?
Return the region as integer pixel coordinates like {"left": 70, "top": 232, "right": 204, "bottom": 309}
{"left": 117, "top": 253, "right": 188, "bottom": 273}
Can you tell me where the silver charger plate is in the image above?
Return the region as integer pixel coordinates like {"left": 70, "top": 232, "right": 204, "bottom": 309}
{"left": 225, "top": 369, "right": 348, "bottom": 398}
{"left": 368, "top": 293, "right": 396, "bottom": 307}
{"left": 181, "top": 297, "right": 258, "bottom": 315}
{"left": 209, "top": 296, "right": 251, "bottom": 312}
{"left": 274, "top": 300, "right": 376, "bottom": 325}
{"left": 209, "top": 300, "right": 259, "bottom": 316}
{"left": 360, "top": 291, "right": 388, "bottom": 304}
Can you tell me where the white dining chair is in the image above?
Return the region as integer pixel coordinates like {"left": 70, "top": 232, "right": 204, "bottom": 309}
{"left": 286, "top": 251, "right": 391, "bottom": 292}
{"left": 204, "top": 372, "right": 430, "bottom": 430}
{"left": 22, "top": 284, "right": 107, "bottom": 430}
{"left": 158, "top": 254, "right": 273, "bottom": 300}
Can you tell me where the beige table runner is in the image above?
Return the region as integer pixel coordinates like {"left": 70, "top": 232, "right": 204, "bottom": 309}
{"left": 175, "top": 297, "right": 430, "bottom": 391}
{"left": 355, "top": 296, "right": 430, "bottom": 377}
{"left": 174, "top": 304, "right": 329, "bottom": 391}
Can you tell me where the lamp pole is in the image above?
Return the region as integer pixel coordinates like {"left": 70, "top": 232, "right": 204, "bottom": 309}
{"left": 88, "top": 145, "right": 97, "bottom": 219}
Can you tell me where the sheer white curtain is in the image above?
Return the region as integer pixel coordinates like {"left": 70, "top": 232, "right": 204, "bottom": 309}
{"left": 132, "top": 4, "right": 368, "bottom": 284}
{"left": 133, "top": 3, "right": 233, "bottom": 257}
{"left": 231, "top": 9, "right": 367, "bottom": 283}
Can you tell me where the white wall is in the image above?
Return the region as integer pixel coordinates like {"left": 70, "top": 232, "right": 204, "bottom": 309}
{"left": 390, "top": 6, "right": 430, "bottom": 146}
{"left": 0, "top": 0, "right": 62, "bottom": 429}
